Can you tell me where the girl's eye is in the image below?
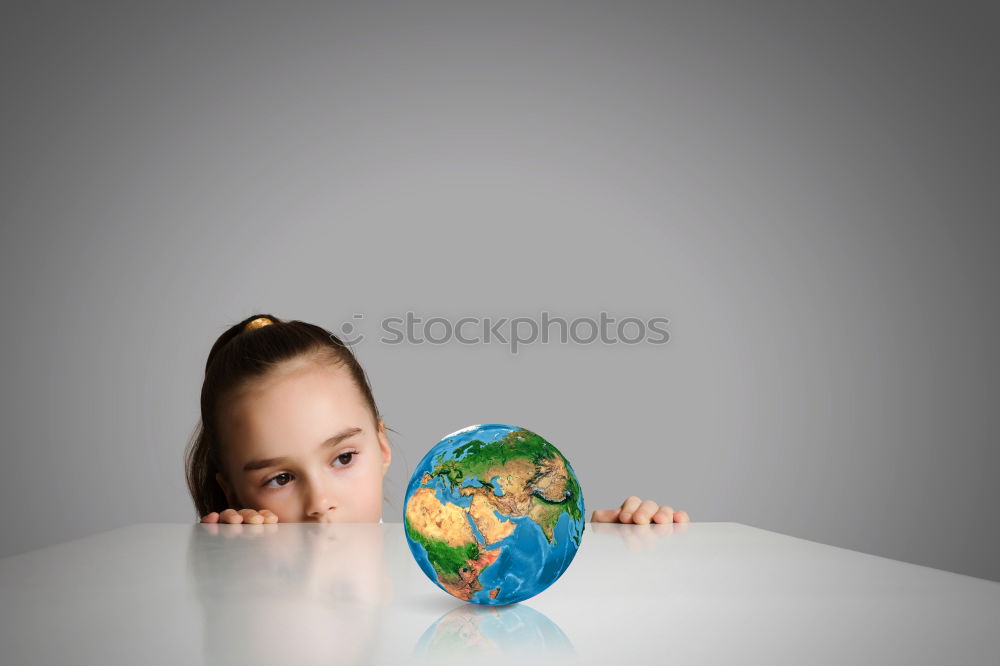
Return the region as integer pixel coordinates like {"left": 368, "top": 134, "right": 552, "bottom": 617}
{"left": 262, "top": 451, "right": 358, "bottom": 488}
{"left": 334, "top": 451, "right": 356, "bottom": 467}
{"left": 265, "top": 472, "right": 292, "bottom": 488}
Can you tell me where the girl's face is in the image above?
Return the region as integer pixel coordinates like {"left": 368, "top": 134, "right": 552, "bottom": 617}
{"left": 214, "top": 357, "right": 391, "bottom": 523}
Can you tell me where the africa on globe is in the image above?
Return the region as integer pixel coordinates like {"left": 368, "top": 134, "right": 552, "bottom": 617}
{"left": 403, "top": 424, "right": 585, "bottom": 606}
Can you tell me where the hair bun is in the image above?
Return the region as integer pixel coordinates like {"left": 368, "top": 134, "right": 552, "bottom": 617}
{"left": 244, "top": 317, "right": 275, "bottom": 332}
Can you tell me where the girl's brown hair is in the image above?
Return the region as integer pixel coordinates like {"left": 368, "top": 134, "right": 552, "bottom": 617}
{"left": 184, "top": 313, "right": 390, "bottom": 518}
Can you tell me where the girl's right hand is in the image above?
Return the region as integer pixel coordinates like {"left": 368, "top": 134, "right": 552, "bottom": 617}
{"left": 200, "top": 508, "right": 279, "bottom": 524}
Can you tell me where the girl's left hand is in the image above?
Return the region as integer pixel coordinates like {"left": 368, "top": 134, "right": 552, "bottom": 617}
{"left": 591, "top": 496, "right": 690, "bottom": 525}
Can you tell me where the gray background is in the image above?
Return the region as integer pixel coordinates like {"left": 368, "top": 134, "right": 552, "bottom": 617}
{"left": 1, "top": 1, "right": 997, "bottom": 582}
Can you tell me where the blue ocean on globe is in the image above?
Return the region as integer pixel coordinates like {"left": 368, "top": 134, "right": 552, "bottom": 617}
{"left": 403, "top": 424, "right": 585, "bottom": 606}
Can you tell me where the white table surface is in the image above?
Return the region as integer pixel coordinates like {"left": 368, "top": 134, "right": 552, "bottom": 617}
{"left": 1, "top": 521, "right": 998, "bottom": 665}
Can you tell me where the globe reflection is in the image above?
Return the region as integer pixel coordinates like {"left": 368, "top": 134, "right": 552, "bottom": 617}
{"left": 413, "top": 602, "right": 574, "bottom": 660}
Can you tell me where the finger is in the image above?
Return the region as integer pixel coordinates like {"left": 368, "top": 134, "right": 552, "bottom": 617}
{"left": 220, "top": 509, "right": 243, "bottom": 524}
{"left": 631, "top": 499, "right": 661, "bottom": 525}
{"left": 652, "top": 506, "right": 675, "bottom": 524}
{"left": 673, "top": 509, "right": 690, "bottom": 523}
{"left": 591, "top": 508, "right": 621, "bottom": 523}
{"left": 201, "top": 512, "right": 219, "bottom": 524}
{"left": 618, "top": 496, "right": 642, "bottom": 523}
{"left": 260, "top": 510, "right": 279, "bottom": 524}
{"left": 239, "top": 509, "right": 264, "bottom": 525}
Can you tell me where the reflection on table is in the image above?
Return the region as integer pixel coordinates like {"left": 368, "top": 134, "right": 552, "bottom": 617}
{"left": 413, "top": 601, "right": 574, "bottom": 660}
{"left": 187, "top": 522, "right": 392, "bottom": 665}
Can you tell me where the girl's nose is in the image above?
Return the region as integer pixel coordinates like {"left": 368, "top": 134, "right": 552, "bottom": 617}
{"left": 308, "top": 504, "right": 335, "bottom": 519}
{"left": 305, "top": 480, "right": 337, "bottom": 518}
{"left": 307, "top": 496, "right": 336, "bottom": 518}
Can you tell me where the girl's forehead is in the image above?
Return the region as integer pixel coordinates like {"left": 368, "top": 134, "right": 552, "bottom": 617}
{"left": 221, "top": 361, "right": 370, "bottom": 442}
{"left": 238, "top": 360, "right": 356, "bottom": 403}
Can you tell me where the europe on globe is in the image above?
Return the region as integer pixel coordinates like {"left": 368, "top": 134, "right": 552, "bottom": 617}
{"left": 404, "top": 423, "right": 585, "bottom": 606}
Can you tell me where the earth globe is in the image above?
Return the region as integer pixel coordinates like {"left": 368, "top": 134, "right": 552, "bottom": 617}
{"left": 403, "top": 424, "right": 585, "bottom": 606}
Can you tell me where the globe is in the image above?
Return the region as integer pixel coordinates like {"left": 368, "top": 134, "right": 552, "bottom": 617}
{"left": 403, "top": 424, "right": 585, "bottom": 606}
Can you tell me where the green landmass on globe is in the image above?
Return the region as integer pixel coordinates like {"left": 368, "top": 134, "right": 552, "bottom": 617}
{"left": 404, "top": 425, "right": 585, "bottom": 605}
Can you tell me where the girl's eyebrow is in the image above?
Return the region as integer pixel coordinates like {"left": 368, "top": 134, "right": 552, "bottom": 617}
{"left": 242, "top": 426, "right": 363, "bottom": 472}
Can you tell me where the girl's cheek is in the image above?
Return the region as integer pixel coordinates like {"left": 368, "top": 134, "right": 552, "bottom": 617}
{"left": 357, "top": 468, "right": 386, "bottom": 514}
{"left": 258, "top": 495, "right": 295, "bottom": 521}
{"left": 244, "top": 485, "right": 282, "bottom": 513}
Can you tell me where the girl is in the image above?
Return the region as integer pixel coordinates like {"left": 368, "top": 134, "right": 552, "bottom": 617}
{"left": 186, "top": 314, "right": 691, "bottom": 527}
